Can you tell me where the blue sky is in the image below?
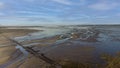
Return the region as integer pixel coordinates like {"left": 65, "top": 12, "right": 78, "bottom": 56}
{"left": 0, "top": 0, "right": 120, "bottom": 25}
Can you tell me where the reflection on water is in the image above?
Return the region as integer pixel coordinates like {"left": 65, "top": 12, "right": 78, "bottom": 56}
{"left": 12, "top": 25, "right": 120, "bottom": 63}
{"left": 16, "top": 45, "right": 28, "bottom": 57}
{"left": 14, "top": 27, "right": 70, "bottom": 42}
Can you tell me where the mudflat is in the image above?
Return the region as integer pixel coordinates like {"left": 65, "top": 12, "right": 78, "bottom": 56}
{"left": 0, "top": 28, "right": 43, "bottom": 68}
{"left": 0, "top": 25, "right": 120, "bottom": 68}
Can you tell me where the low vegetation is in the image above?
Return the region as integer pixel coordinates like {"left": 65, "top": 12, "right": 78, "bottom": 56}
{"left": 58, "top": 53, "right": 120, "bottom": 68}
{"left": 103, "top": 53, "right": 120, "bottom": 68}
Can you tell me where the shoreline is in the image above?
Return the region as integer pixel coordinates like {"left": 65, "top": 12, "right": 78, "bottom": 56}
{"left": 0, "top": 28, "right": 42, "bottom": 68}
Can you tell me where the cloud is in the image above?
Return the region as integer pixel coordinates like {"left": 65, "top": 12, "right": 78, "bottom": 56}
{"left": 51, "top": 0, "right": 72, "bottom": 5}
{"left": 15, "top": 11, "right": 46, "bottom": 15}
{"left": 116, "top": 13, "right": 120, "bottom": 16}
{"left": 23, "top": 0, "right": 35, "bottom": 2}
{"left": 0, "top": 2, "right": 4, "bottom": 9}
{"left": 79, "top": 0, "right": 86, "bottom": 5}
{"left": 88, "top": 1, "right": 119, "bottom": 10}
{"left": 0, "top": 12, "right": 4, "bottom": 16}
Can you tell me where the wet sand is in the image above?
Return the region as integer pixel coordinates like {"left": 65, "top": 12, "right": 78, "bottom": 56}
{"left": 0, "top": 28, "right": 91, "bottom": 68}
{"left": 0, "top": 26, "right": 120, "bottom": 68}
{"left": 0, "top": 46, "right": 15, "bottom": 65}
{"left": 0, "top": 28, "right": 44, "bottom": 68}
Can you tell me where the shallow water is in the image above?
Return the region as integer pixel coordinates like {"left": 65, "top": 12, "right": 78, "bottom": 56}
{"left": 11, "top": 25, "right": 120, "bottom": 63}
{"left": 14, "top": 27, "right": 71, "bottom": 42}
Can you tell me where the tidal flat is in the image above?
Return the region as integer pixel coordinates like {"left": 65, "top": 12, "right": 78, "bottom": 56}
{"left": 0, "top": 25, "right": 120, "bottom": 68}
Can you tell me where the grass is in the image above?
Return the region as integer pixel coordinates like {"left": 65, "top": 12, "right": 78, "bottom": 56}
{"left": 61, "top": 61, "right": 94, "bottom": 68}
{"left": 58, "top": 60, "right": 103, "bottom": 68}
{"left": 54, "top": 53, "right": 120, "bottom": 68}
{"left": 104, "top": 53, "right": 120, "bottom": 68}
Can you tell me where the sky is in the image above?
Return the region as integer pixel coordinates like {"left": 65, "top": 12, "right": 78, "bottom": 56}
{"left": 0, "top": 0, "right": 120, "bottom": 26}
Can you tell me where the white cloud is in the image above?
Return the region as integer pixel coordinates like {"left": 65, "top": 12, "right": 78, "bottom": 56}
{"left": 51, "top": 0, "right": 72, "bottom": 5}
{"left": 89, "top": 1, "right": 118, "bottom": 10}
{"left": 23, "top": 0, "right": 71, "bottom": 5}
{"left": 16, "top": 11, "right": 43, "bottom": 14}
{"left": 0, "top": 2, "right": 4, "bottom": 9}
{"left": 23, "top": 0, "right": 35, "bottom": 2}
{"left": 79, "top": 0, "right": 87, "bottom": 5}
{"left": 116, "top": 13, "right": 120, "bottom": 16}
{"left": 0, "top": 12, "right": 4, "bottom": 16}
